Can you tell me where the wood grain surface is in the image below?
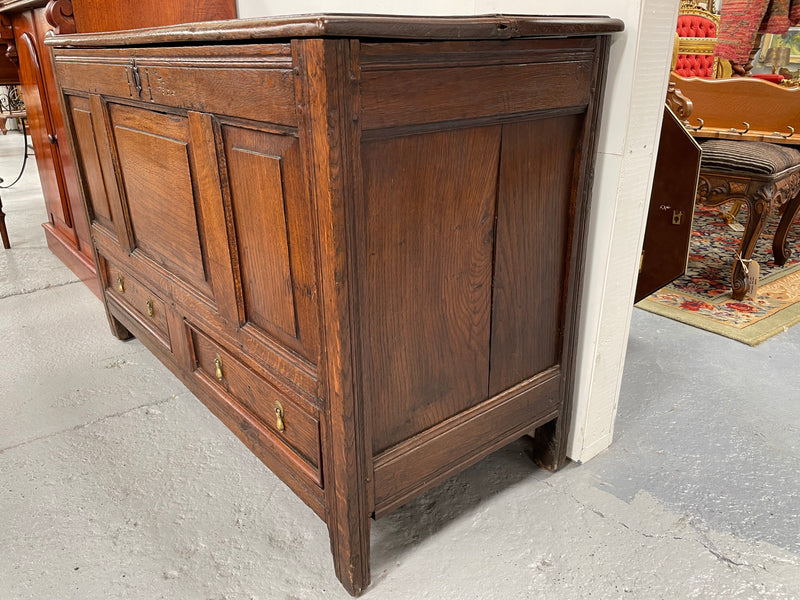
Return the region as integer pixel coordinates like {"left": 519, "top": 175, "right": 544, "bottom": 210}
{"left": 109, "top": 105, "right": 211, "bottom": 296}
{"left": 223, "top": 125, "right": 319, "bottom": 362}
{"left": 489, "top": 116, "right": 582, "bottom": 395}
{"left": 71, "top": 0, "right": 235, "bottom": 33}
{"left": 360, "top": 127, "right": 500, "bottom": 454}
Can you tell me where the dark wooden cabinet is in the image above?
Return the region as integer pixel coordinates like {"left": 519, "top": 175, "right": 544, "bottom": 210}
{"left": 49, "top": 14, "right": 622, "bottom": 595}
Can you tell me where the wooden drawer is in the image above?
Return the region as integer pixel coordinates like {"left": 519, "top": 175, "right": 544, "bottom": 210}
{"left": 102, "top": 257, "right": 170, "bottom": 345}
{"left": 189, "top": 326, "right": 322, "bottom": 482}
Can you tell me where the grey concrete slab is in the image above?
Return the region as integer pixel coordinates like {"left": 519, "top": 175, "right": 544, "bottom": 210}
{"left": 1, "top": 395, "right": 338, "bottom": 600}
{"left": 2, "top": 403, "right": 798, "bottom": 600}
{"left": 0, "top": 281, "right": 187, "bottom": 450}
{"left": 1, "top": 126, "right": 799, "bottom": 600}
{"left": 0, "top": 131, "right": 80, "bottom": 298}
{"left": 609, "top": 309, "right": 800, "bottom": 555}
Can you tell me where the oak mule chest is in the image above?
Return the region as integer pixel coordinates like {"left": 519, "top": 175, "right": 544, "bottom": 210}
{"left": 48, "top": 14, "right": 623, "bottom": 595}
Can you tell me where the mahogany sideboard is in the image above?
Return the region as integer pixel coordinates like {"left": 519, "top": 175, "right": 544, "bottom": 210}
{"left": 48, "top": 14, "right": 623, "bottom": 595}
{"left": 0, "top": 0, "right": 234, "bottom": 294}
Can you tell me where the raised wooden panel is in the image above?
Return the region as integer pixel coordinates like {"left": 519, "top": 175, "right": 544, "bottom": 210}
{"left": 360, "top": 127, "right": 500, "bottom": 455}
{"left": 223, "top": 125, "right": 319, "bottom": 362}
{"left": 109, "top": 104, "right": 211, "bottom": 297}
{"left": 33, "top": 7, "right": 89, "bottom": 256}
{"left": 230, "top": 147, "right": 295, "bottom": 335}
{"left": 68, "top": 97, "right": 114, "bottom": 232}
{"left": 489, "top": 116, "right": 582, "bottom": 395}
{"left": 12, "top": 13, "right": 67, "bottom": 232}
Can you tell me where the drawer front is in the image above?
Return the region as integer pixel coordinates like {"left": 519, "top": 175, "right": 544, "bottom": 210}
{"left": 189, "top": 326, "right": 322, "bottom": 479}
{"left": 53, "top": 46, "right": 297, "bottom": 126}
{"left": 103, "top": 257, "right": 170, "bottom": 343}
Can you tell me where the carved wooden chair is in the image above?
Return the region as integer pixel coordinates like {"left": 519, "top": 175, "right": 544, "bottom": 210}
{"left": 696, "top": 141, "right": 800, "bottom": 299}
{"left": 667, "top": 80, "right": 800, "bottom": 300}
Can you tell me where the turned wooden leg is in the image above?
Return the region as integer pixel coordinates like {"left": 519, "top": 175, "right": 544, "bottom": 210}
{"left": 773, "top": 191, "right": 800, "bottom": 266}
{"left": 0, "top": 192, "right": 9, "bottom": 249}
{"left": 731, "top": 192, "right": 770, "bottom": 300}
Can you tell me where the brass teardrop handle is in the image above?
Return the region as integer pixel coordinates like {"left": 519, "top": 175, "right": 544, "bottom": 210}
{"left": 275, "top": 401, "right": 285, "bottom": 432}
{"left": 214, "top": 354, "right": 223, "bottom": 381}
{"left": 117, "top": 274, "right": 124, "bottom": 293}
{"left": 146, "top": 298, "right": 154, "bottom": 318}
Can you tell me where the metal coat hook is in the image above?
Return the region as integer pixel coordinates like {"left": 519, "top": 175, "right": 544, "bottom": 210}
{"left": 686, "top": 117, "right": 704, "bottom": 132}
{"left": 772, "top": 125, "right": 794, "bottom": 139}
{"left": 729, "top": 122, "right": 750, "bottom": 135}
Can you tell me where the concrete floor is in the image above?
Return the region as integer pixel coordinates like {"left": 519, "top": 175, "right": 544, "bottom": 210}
{"left": 1, "top": 130, "right": 799, "bottom": 600}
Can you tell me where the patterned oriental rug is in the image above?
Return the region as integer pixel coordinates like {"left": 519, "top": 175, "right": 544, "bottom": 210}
{"left": 637, "top": 204, "right": 800, "bottom": 345}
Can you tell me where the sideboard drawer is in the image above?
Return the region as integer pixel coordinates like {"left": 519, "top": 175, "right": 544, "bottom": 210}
{"left": 102, "top": 258, "right": 170, "bottom": 344}
{"left": 189, "top": 326, "right": 322, "bottom": 482}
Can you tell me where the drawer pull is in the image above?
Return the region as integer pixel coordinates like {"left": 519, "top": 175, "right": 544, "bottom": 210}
{"left": 275, "top": 401, "right": 285, "bottom": 432}
{"left": 116, "top": 274, "right": 125, "bottom": 293}
{"left": 214, "top": 354, "right": 224, "bottom": 381}
{"left": 130, "top": 60, "right": 143, "bottom": 97}
{"left": 146, "top": 298, "right": 154, "bottom": 318}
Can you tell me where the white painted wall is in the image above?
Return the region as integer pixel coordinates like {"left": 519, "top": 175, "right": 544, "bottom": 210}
{"left": 237, "top": 0, "right": 679, "bottom": 462}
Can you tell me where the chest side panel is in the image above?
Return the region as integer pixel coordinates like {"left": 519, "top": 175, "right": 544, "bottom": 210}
{"left": 356, "top": 37, "right": 599, "bottom": 513}
{"left": 360, "top": 127, "right": 500, "bottom": 455}
{"left": 489, "top": 115, "right": 583, "bottom": 395}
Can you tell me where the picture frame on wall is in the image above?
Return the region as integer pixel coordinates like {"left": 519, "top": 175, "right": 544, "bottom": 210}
{"left": 760, "top": 28, "right": 800, "bottom": 64}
